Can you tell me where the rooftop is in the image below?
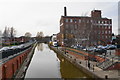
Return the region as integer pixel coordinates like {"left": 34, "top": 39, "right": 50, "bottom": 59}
{"left": 61, "top": 16, "right": 110, "bottom": 19}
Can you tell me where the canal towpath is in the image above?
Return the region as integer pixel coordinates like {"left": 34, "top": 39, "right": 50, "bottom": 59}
{"left": 49, "top": 46, "right": 120, "bottom": 79}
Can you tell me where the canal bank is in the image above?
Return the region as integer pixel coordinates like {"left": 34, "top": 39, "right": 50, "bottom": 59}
{"left": 14, "top": 42, "right": 37, "bottom": 79}
{"left": 49, "top": 46, "right": 95, "bottom": 78}
{"left": 0, "top": 42, "right": 36, "bottom": 79}
{"left": 49, "top": 46, "right": 119, "bottom": 79}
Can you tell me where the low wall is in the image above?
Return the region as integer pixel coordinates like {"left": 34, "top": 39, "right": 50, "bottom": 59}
{"left": 115, "top": 49, "right": 120, "bottom": 56}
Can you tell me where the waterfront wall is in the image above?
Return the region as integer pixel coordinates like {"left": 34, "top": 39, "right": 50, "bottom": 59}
{"left": 49, "top": 46, "right": 100, "bottom": 78}
{"left": 107, "top": 62, "right": 120, "bottom": 70}
{"left": 115, "top": 49, "right": 120, "bottom": 56}
{"left": 0, "top": 44, "right": 34, "bottom": 80}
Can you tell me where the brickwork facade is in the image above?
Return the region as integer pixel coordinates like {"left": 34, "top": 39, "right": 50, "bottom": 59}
{"left": 58, "top": 10, "right": 112, "bottom": 46}
{"left": 0, "top": 47, "right": 32, "bottom": 80}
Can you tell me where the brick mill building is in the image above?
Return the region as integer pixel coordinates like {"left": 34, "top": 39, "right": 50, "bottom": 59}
{"left": 57, "top": 7, "right": 112, "bottom": 47}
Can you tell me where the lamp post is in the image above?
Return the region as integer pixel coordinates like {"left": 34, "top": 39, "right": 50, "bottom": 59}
{"left": 64, "top": 39, "right": 67, "bottom": 54}
{"left": 87, "top": 53, "right": 90, "bottom": 69}
{"left": 112, "top": 57, "right": 114, "bottom": 64}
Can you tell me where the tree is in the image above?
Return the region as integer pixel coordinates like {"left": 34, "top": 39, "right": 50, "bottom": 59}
{"left": 2, "top": 26, "right": 16, "bottom": 38}
{"left": 10, "top": 27, "right": 16, "bottom": 37}
{"left": 2, "top": 27, "right": 9, "bottom": 38}
{"left": 25, "top": 32, "right": 32, "bottom": 37}
{"left": 36, "top": 31, "right": 44, "bottom": 41}
{"left": 36, "top": 31, "right": 44, "bottom": 38}
{"left": 39, "top": 32, "right": 44, "bottom": 37}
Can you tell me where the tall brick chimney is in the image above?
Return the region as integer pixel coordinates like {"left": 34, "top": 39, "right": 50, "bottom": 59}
{"left": 64, "top": 7, "right": 67, "bottom": 16}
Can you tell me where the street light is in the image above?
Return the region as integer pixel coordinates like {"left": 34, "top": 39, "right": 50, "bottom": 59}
{"left": 87, "top": 54, "right": 90, "bottom": 69}
{"left": 64, "top": 39, "right": 67, "bottom": 54}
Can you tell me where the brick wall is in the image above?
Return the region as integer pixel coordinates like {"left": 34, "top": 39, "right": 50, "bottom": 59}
{"left": 1, "top": 47, "right": 32, "bottom": 80}
{"left": 107, "top": 62, "right": 120, "bottom": 70}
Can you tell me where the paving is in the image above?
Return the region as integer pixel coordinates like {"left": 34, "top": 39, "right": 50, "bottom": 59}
{"left": 55, "top": 47, "right": 120, "bottom": 79}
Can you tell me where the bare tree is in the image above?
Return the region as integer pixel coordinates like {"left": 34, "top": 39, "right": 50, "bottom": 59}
{"left": 25, "top": 32, "right": 32, "bottom": 37}
{"left": 36, "top": 32, "right": 40, "bottom": 37}
{"left": 39, "top": 32, "right": 44, "bottom": 37}
{"left": 36, "top": 31, "right": 44, "bottom": 38}
{"left": 10, "top": 27, "right": 16, "bottom": 37}
{"left": 36, "top": 31, "right": 44, "bottom": 41}
{"left": 3, "top": 27, "right": 9, "bottom": 38}
{"left": 2, "top": 26, "right": 16, "bottom": 38}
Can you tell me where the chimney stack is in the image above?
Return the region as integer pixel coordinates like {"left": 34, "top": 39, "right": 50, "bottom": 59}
{"left": 64, "top": 7, "right": 67, "bottom": 16}
{"left": 91, "top": 10, "right": 101, "bottom": 18}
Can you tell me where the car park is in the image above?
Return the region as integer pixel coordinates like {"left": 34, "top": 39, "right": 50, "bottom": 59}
{"left": 94, "top": 48, "right": 107, "bottom": 54}
{"left": 107, "top": 45, "right": 117, "bottom": 50}
{"left": 83, "top": 47, "right": 96, "bottom": 52}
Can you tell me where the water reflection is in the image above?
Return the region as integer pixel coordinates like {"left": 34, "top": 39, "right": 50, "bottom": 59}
{"left": 56, "top": 53, "right": 91, "bottom": 78}
{"left": 25, "top": 44, "right": 61, "bottom": 78}
{"left": 25, "top": 43, "right": 91, "bottom": 78}
{"left": 37, "top": 43, "right": 43, "bottom": 51}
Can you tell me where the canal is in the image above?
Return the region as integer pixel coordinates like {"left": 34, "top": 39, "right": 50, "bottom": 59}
{"left": 24, "top": 43, "right": 91, "bottom": 78}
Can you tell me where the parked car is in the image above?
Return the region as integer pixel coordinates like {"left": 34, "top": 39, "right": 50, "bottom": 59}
{"left": 83, "top": 47, "right": 96, "bottom": 52}
{"left": 97, "top": 45, "right": 106, "bottom": 49}
{"left": 89, "top": 47, "right": 96, "bottom": 52}
{"left": 52, "top": 42, "right": 58, "bottom": 47}
{"left": 107, "top": 45, "right": 117, "bottom": 50}
{"left": 94, "top": 48, "right": 107, "bottom": 54}
{"left": 73, "top": 46, "right": 77, "bottom": 49}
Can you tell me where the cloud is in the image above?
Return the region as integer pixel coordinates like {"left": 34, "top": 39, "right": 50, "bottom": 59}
{"left": 0, "top": 1, "right": 118, "bottom": 36}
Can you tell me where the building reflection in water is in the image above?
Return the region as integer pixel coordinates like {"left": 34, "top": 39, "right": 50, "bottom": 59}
{"left": 37, "top": 43, "right": 44, "bottom": 51}
{"left": 56, "top": 53, "right": 91, "bottom": 78}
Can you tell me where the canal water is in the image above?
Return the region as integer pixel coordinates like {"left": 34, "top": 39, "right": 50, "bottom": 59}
{"left": 25, "top": 43, "right": 91, "bottom": 78}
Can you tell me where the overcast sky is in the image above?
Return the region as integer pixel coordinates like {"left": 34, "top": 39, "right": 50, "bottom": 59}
{"left": 0, "top": 0, "right": 119, "bottom": 37}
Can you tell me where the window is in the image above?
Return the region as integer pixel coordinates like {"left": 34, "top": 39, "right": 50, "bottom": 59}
{"left": 105, "top": 21, "right": 107, "bottom": 24}
{"left": 109, "top": 26, "right": 111, "bottom": 29}
{"left": 102, "top": 31, "right": 104, "bottom": 34}
{"left": 109, "top": 36, "right": 111, "bottom": 38}
{"left": 99, "top": 31, "right": 101, "bottom": 34}
{"left": 74, "top": 19, "right": 77, "bottom": 23}
{"left": 98, "top": 21, "right": 100, "bottom": 24}
{"left": 105, "top": 26, "right": 106, "bottom": 29}
{"left": 65, "top": 24, "right": 68, "bottom": 29}
{"left": 109, "top": 31, "right": 111, "bottom": 34}
{"left": 109, "top": 21, "right": 111, "bottom": 24}
{"left": 102, "top": 21, "right": 104, "bottom": 24}
{"left": 106, "top": 36, "right": 107, "bottom": 39}
{"left": 106, "top": 26, "right": 108, "bottom": 29}
{"left": 70, "top": 19, "right": 73, "bottom": 22}
{"left": 75, "top": 25, "right": 77, "bottom": 29}
{"left": 91, "top": 20, "right": 93, "bottom": 23}
{"left": 102, "top": 36, "right": 104, "bottom": 39}
{"left": 83, "top": 19, "right": 85, "bottom": 23}
{"left": 94, "top": 21, "right": 96, "bottom": 24}
{"left": 105, "top": 31, "right": 107, "bottom": 34}
{"left": 65, "top": 19, "right": 68, "bottom": 22}
{"left": 87, "top": 20, "right": 89, "bottom": 23}
{"left": 102, "top": 26, "right": 104, "bottom": 29}
{"left": 79, "top": 19, "right": 81, "bottom": 23}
